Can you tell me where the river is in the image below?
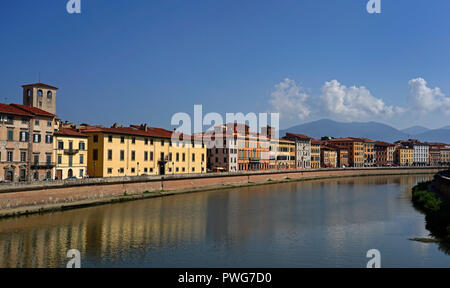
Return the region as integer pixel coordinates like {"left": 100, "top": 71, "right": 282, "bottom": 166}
{"left": 0, "top": 174, "right": 448, "bottom": 268}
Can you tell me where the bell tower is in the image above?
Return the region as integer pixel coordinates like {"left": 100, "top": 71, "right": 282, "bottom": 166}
{"left": 22, "top": 83, "right": 58, "bottom": 115}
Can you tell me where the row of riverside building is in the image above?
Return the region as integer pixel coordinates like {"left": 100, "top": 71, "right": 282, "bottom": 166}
{"left": 0, "top": 83, "right": 449, "bottom": 182}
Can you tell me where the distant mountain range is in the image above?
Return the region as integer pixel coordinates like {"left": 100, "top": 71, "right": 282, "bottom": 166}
{"left": 281, "top": 119, "right": 450, "bottom": 144}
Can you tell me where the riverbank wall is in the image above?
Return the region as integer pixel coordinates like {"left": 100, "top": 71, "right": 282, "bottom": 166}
{"left": 0, "top": 167, "right": 446, "bottom": 218}
{"left": 434, "top": 170, "right": 450, "bottom": 199}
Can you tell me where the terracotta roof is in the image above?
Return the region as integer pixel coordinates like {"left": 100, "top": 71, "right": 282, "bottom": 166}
{"left": 375, "top": 141, "right": 395, "bottom": 147}
{"left": 311, "top": 140, "right": 322, "bottom": 145}
{"left": 22, "top": 83, "right": 58, "bottom": 90}
{"left": 285, "top": 132, "right": 312, "bottom": 140}
{"left": 10, "top": 104, "right": 55, "bottom": 117}
{"left": 79, "top": 124, "right": 194, "bottom": 140}
{"left": 0, "top": 103, "right": 33, "bottom": 116}
{"left": 328, "top": 137, "right": 364, "bottom": 142}
{"left": 54, "top": 128, "right": 88, "bottom": 138}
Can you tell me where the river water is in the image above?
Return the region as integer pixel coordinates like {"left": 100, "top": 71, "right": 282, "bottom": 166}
{"left": 0, "top": 174, "right": 448, "bottom": 268}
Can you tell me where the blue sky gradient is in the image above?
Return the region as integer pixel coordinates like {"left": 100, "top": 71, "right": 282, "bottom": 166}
{"left": 1, "top": 0, "right": 449, "bottom": 130}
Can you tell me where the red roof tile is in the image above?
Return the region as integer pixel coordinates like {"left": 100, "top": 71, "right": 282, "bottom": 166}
{"left": 54, "top": 128, "right": 88, "bottom": 138}
{"left": 79, "top": 124, "right": 194, "bottom": 140}
{"left": 10, "top": 104, "right": 56, "bottom": 117}
{"left": 22, "top": 83, "right": 58, "bottom": 90}
{"left": 0, "top": 103, "right": 34, "bottom": 116}
{"left": 285, "top": 132, "right": 312, "bottom": 140}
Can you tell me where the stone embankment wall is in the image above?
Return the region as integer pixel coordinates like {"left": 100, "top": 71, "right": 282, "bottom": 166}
{"left": 0, "top": 167, "right": 446, "bottom": 217}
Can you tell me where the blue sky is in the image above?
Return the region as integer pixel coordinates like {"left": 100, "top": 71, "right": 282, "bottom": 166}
{"left": 1, "top": 0, "right": 450, "bottom": 130}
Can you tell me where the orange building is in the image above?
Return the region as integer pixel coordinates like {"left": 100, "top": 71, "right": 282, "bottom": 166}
{"left": 323, "top": 138, "right": 364, "bottom": 167}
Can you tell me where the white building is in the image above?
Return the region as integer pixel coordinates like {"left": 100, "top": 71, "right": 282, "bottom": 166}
{"left": 284, "top": 133, "right": 312, "bottom": 169}
{"left": 413, "top": 143, "right": 429, "bottom": 166}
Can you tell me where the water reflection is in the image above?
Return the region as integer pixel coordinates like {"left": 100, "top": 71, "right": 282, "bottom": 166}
{"left": 0, "top": 174, "right": 447, "bottom": 268}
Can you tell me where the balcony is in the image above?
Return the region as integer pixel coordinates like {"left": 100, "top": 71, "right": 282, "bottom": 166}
{"left": 64, "top": 149, "right": 80, "bottom": 155}
{"left": 31, "top": 162, "right": 56, "bottom": 169}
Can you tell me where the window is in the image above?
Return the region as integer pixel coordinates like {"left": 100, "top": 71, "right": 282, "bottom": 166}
{"left": 202, "top": 154, "right": 205, "bottom": 162}
{"left": 176, "top": 153, "right": 179, "bottom": 162}
{"left": 20, "top": 151, "right": 26, "bottom": 162}
{"left": 93, "top": 135, "right": 98, "bottom": 143}
{"left": 68, "top": 155, "right": 73, "bottom": 167}
{"left": 58, "top": 154, "right": 62, "bottom": 164}
{"left": 120, "top": 150, "right": 125, "bottom": 161}
{"left": 47, "top": 121, "right": 52, "bottom": 127}
{"left": 144, "top": 168, "right": 148, "bottom": 173}
{"left": 80, "top": 154, "right": 84, "bottom": 164}
{"left": 47, "top": 91, "right": 53, "bottom": 99}
{"left": 22, "top": 118, "right": 28, "bottom": 124}
{"left": 20, "top": 131, "right": 28, "bottom": 142}
{"left": 131, "top": 168, "right": 135, "bottom": 173}
{"left": 131, "top": 151, "right": 136, "bottom": 161}
{"left": 145, "top": 138, "right": 149, "bottom": 145}
{"left": 93, "top": 149, "right": 98, "bottom": 161}
{"left": 35, "top": 119, "right": 40, "bottom": 125}
{"left": 79, "top": 141, "right": 85, "bottom": 150}
{"left": 169, "top": 153, "right": 172, "bottom": 161}
{"left": 33, "top": 154, "right": 39, "bottom": 164}
{"left": 27, "top": 89, "right": 31, "bottom": 97}
{"left": 182, "top": 153, "right": 186, "bottom": 162}
{"left": 108, "top": 135, "right": 113, "bottom": 143}
{"left": 107, "top": 168, "right": 113, "bottom": 174}
{"left": 144, "top": 151, "right": 148, "bottom": 161}
{"left": 132, "top": 137, "right": 136, "bottom": 144}
{"left": 7, "top": 130, "right": 14, "bottom": 141}
{"left": 150, "top": 151, "right": 154, "bottom": 161}
{"left": 192, "top": 153, "right": 195, "bottom": 162}
{"left": 47, "top": 154, "right": 52, "bottom": 165}
{"left": 38, "top": 90, "right": 43, "bottom": 97}
{"left": 7, "top": 151, "right": 13, "bottom": 162}
{"left": 120, "top": 136, "right": 125, "bottom": 143}
{"left": 58, "top": 141, "right": 64, "bottom": 150}
{"left": 161, "top": 140, "right": 165, "bottom": 146}
{"left": 33, "top": 134, "right": 41, "bottom": 143}
{"left": 119, "top": 168, "right": 124, "bottom": 173}
{"left": 192, "top": 168, "right": 195, "bottom": 172}
{"left": 45, "top": 135, "right": 53, "bottom": 144}
{"left": 150, "top": 139, "right": 154, "bottom": 145}
{"left": 108, "top": 150, "right": 113, "bottom": 161}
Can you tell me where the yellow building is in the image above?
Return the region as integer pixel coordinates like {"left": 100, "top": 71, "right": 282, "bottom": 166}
{"left": 80, "top": 124, "right": 206, "bottom": 178}
{"left": 362, "top": 138, "right": 375, "bottom": 167}
{"left": 273, "top": 138, "right": 295, "bottom": 170}
{"left": 395, "top": 146, "right": 414, "bottom": 166}
{"left": 54, "top": 127, "right": 88, "bottom": 180}
{"left": 311, "top": 140, "right": 321, "bottom": 169}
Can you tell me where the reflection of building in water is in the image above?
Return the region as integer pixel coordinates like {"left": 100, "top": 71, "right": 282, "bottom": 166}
{"left": 0, "top": 195, "right": 208, "bottom": 268}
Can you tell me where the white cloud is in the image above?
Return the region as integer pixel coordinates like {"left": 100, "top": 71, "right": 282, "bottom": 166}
{"left": 320, "top": 80, "right": 404, "bottom": 121}
{"left": 269, "top": 78, "right": 310, "bottom": 120}
{"left": 408, "top": 77, "right": 450, "bottom": 115}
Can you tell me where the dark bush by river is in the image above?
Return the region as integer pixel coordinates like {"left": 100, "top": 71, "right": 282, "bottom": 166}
{"left": 412, "top": 181, "right": 450, "bottom": 252}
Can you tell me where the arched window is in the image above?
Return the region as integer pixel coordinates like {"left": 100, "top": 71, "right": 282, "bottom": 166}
{"left": 27, "top": 89, "right": 32, "bottom": 97}
{"left": 47, "top": 91, "right": 52, "bottom": 99}
{"left": 38, "top": 90, "right": 43, "bottom": 97}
